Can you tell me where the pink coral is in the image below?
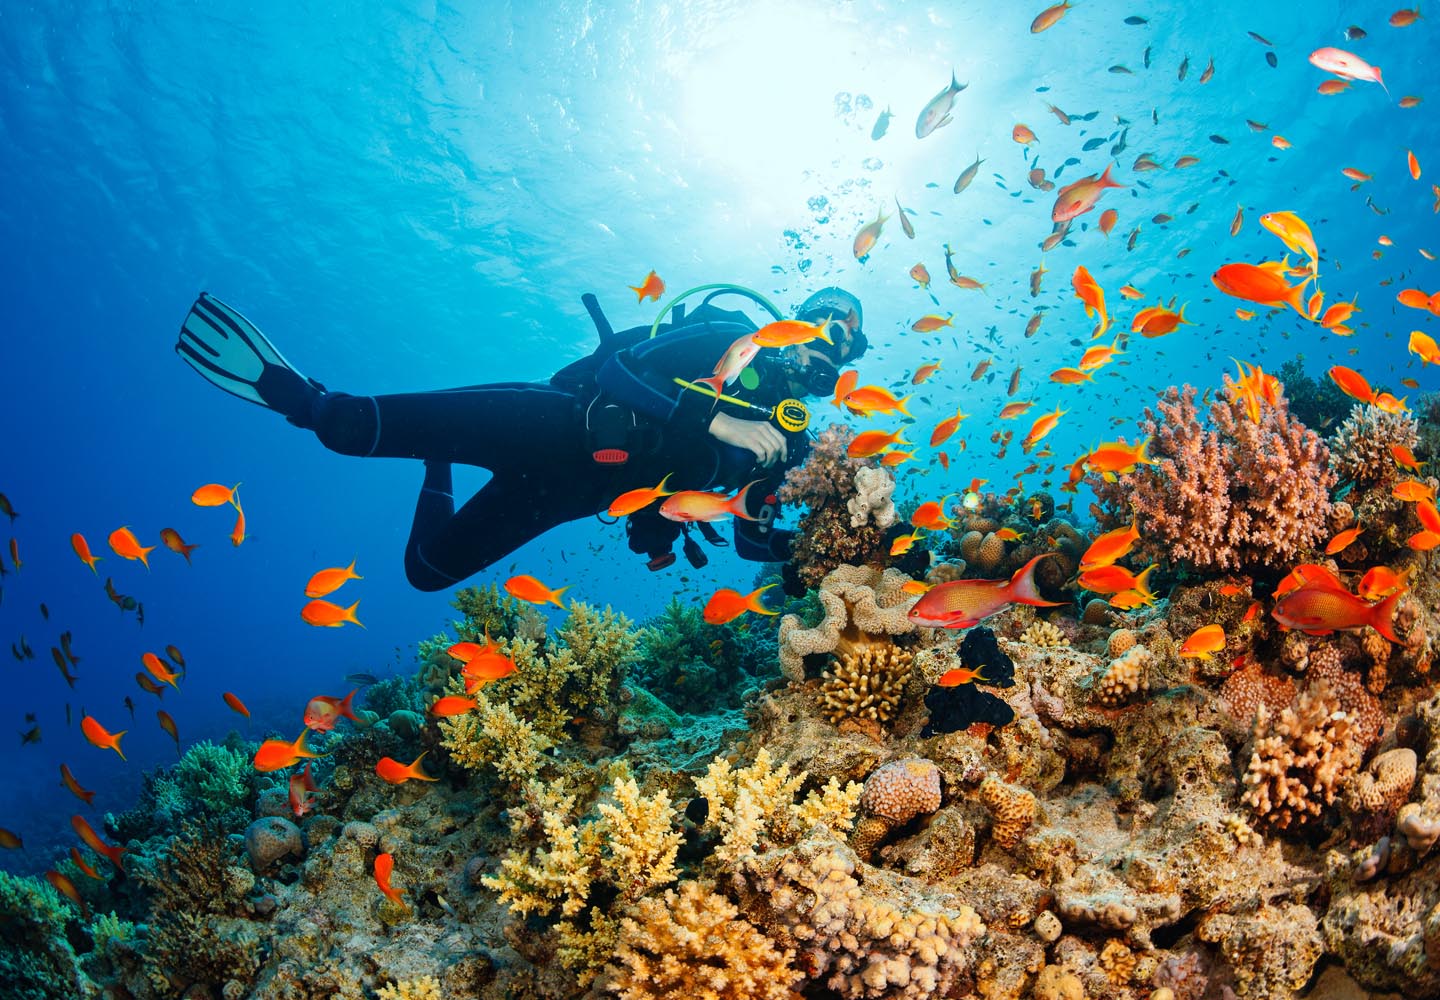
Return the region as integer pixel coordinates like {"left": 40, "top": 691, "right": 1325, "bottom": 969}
{"left": 1090, "top": 379, "right": 1336, "bottom": 573}
{"left": 779, "top": 424, "right": 890, "bottom": 587}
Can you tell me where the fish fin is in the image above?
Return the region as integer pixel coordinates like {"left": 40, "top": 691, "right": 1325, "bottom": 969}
{"left": 1370, "top": 588, "right": 1405, "bottom": 643}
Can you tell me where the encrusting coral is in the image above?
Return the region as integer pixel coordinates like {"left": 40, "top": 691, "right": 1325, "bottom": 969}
{"left": 777, "top": 563, "right": 918, "bottom": 681}
{"left": 849, "top": 758, "right": 942, "bottom": 858}
{"left": 605, "top": 881, "right": 803, "bottom": 1000}
{"left": 1090, "top": 378, "right": 1336, "bottom": 572}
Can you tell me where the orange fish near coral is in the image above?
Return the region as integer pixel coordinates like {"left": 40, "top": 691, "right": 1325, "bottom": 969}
{"left": 911, "top": 496, "right": 956, "bottom": 532}
{"left": 374, "top": 852, "right": 407, "bottom": 909}
{"left": 703, "top": 584, "right": 778, "bottom": 625}
{"left": 254, "top": 731, "right": 325, "bottom": 772}
{"left": 1079, "top": 563, "right": 1157, "bottom": 597}
{"left": 304, "top": 690, "right": 360, "bottom": 733}
{"left": 107, "top": 527, "right": 155, "bottom": 569}
{"left": 847, "top": 429, "right": 910, "bottom": 459}
{"left": 1211, "top": 263, "right": 1310, "bottom": 314}
{"left": 376, "top": 752, "right": 438, "bottom": 785}
{"left": 301, "top": 598, "right": 364, "bottom": 629}
{"left": 830, "top": 370, "right": 859, "bottom": 409}
{"left": 1179, "top": 624, "right": 1226, "bottom": 660}
{"left": 907, "top": 554, "right": 1064, "bottom": 629}
{"left": 305, "top": 559, "right": 362, "bottom": 598}
{"left": 1328, "top": 365, "right": 1376, "bottom": 405}
{"left": 1326, "top": 526, "right": 1364, "bottom": 555}
{"left": 69, "top": 848, "right": 102, "bottom": 881}
{"left": 429, "top": 695, "right": 479, "bottom": 717}
{"left": 159, "top": 528, "right": 199, "bottom": 564}
{"left": 289, "top": 763, "right": 320, "bottom": 818}
{"left": 60, "top": 763, "right": 95, "bottom": 806}
{"left": 1358, "top": 566, "right": 1411, "bottom": 601}
{"left": 1394, "top": 479, "right": 1437, "bottom": 502}
{"left": 80, "top": 715, "right": 126, "bottom": 760}
{"left": 628, "top": 270, "right": 665, "bottom": 303}
{"left": 929, "top": 409, "right": 968, "bottom": 448}
{"left": 1079, "top": 521, "right": 1140, "bottom": 571}
{"left": 1022, "top": 406, "right": 1066, "bottom": 453}
{"left": 45, "top": 871, "right": 86, "bottom": 914}
{"left": 1271, "top": 579, "right": 1403, "bottom": 641}
{"left": 71, "top": 814, "right": 125, "bottom": 872}
{"left": 660, "top": 483, "right": 760, "bottom": 523}
{"left": 70, "top": 533, "right": 101, "bottom": 574}
{"left": 936, "top": 663, "right": 990, "bottom": 687}
{"left": 1086, "top": 439, "right": 1155, "bottom": 475}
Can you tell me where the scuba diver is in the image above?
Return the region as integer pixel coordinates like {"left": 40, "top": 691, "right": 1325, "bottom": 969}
{"left": 176, "top": 284, "right": 869, "bottom": 591}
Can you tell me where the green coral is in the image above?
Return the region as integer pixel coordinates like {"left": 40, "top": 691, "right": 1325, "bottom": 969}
{"left": 1278, "top": 355, "right": 1351, "bottom": 433}
{"left": 151, "top": 739, "right": 253, "bottom": 827}
{"left": 0, "top": 870, "right": 87, "bottom": 1000}
{"left": 88, "top": 911, "right": 135, "bottom": 954}
{"left": 363, "top": 674, "right": 421, "bottom": 717}
{"left": 452, "top": 582, "right": 546, "bottom": 641}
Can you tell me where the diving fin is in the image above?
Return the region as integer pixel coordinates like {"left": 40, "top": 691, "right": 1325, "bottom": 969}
{"left": 177, "top": 292, "right": 325, "bottom": 425}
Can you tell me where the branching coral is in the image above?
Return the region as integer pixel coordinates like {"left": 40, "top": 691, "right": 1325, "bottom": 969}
{"left": 1089, "top": 379, "right": 1336, "bottom": 572}
{"left": 817, "top": 643, "right": 912, "bottom": 726}
{"left": 377, "top": 975, "right": 444, "bottom": 1000}
{"left": 1091, "top": 644, "right": 1150, "bottom": 708}
{"left": 1329, "top": 403, "right": 1419, "bottom": 486}
{"left": 779, "top": 424, "right": 892, "bottom": 587}
{"left": 439, "top": 688, "right": 556, "bottom": 787}
{"left": 151, "top": 739, "right": 254, "bottom": 830}
{"left": 0, "top": 870, "right": 85, "bottom": 1000}
{"left": 607, "top": 881, "right": 803, "bottom": 1000}
{"left": 1240, "top": 680, "right": 1363, "bottom": 831}
{"left": 693, "top": 747, "right": 861, "bottom": 864}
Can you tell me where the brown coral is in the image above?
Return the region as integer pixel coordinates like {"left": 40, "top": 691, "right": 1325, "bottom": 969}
{"left": 1329, "top": 402, "right": 1419, "bottom": 486}
{"left": 980, "top": 776, "right": 1036, "bottom": 849}
{"left": 1090, "top": 380, "right": 1336, "bottom": 572}
{"left": 779, "top": 425, "right": 891, "bottom": 587}
{"left": 1240, "top": 680, "right": 1364, "bottom": 831}
{"left": 607, "top": 881, "right": 802, "bottom": 1000}
{"left": 817, "top": 644, "right": 912, "bottom": 726}
{"left": 777, "top": 564, "right": 918, "bottom": 681}
{"left": 1092, "top": 644, "right": 1150, "bottom": 708}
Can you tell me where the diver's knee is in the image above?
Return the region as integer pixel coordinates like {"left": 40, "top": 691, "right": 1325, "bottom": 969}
{"left": 405, "top": 545, "right": 459, "bottom": 593}
{"left": 313, "top": 393, "right": 381, "bottom": 456}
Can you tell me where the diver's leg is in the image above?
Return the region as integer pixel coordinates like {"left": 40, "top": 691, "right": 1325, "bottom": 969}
{"left": 403, "top": 468, "right": 604, "bottom": 592}
{"left": 311, "top": 383, "right": 588, "bottom": 470}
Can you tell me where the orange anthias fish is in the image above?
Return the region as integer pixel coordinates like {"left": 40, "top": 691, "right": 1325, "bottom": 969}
{"left": 70, "top": 847, "right": 102, "bottom": 881}
{"left": 1022, "top": 406, "right": 1067, "bottom": 453}
{"left": 376, "top": 752, "right": 438, "bottom": 785}
{"left": 1087, "top": 439, "right": 1155, "bottom": 475}
{"left": 429, "top": 695, "right": 480, "bottom": 717}
{"left": 1326, "top": 526, "right": 1364, "bottom": 554}
{"left": 60, "top": 763, "right": 96, "bottom": 806}
{"left": 159, "top": 528, "right": 199, "bottom": 564}
{"left": 1052, "top": 163, "right": 1124, "bottom": 222}
{"left": 72, "top": 814, "right": 125, "bottom": 871}
{"left": 157, "top": 710, "right": 181, "bottom": 752}
{"left": 693, "top": 332, "right": 762, "bottom": 400}
{"left": 911, "top": 496, "right": 956, "bottom": 532}
{"left": 1071, "top": 265, "right": 1109, "bottom": 333}
{"left": 254, "top": 731, "right": 326, "bottom": 772}
{"left": 912, "top": 362, "right": 943, "bottom": 385}
{"left": 223, "top": 691, "right": 251, "bottom": 718}
{"left": 107, "top": 527, "right": 155, "bottom": 568}
{"left": 1308, "top": 47, "right": 1388, "bottom": 95}
{"left": 1179, "top": 624, "right": 1226, "bottom": 660}
{"left": 889, "top": 529, "right": 925, "bottom": 556}
{"left": 1409, "top": 330, "right": 1440, "bottom": 364}
{"left": 1030, "top": 1, "right": 1072, "bottom": 33}
{"left": 703, "top": 584, "right": 778, "bottom": 625}
{"left": 191, "top": 482, "right": 241, "bottom": 507}
{"left": 930, "top": 408, "right": 968, "bottom": 447}
{"left": 301, "top": 598, "right": 364, "bottom": 629}
{"left": 304, "top": 690, "right": 360, "bottom": 732}
{"left": 71, "top": 533, "right": 101, "bottom": 574}
{"left": 1328, "top": 365, "right": 1376, "bottom": 405}
{"left": 910, "top": 263, "right": 931, "bottom": 288}
{"left": 1394, "top": 480, "right": 1437, "bottom": 503}
{"left": 1050, "top": 367, "right": 1094, "bottom": 385}
{"left": 907, "top": 554, "right": 1064, "bottom": 629}
{"left": 660, "top": 482, "right": 759, "bottom": 523}
{"left": 852, "top": 206, "right": 890, "bottom": 259}
{"left": 230, "top": 502, "right": 247, "bottom": 547}
{"left": 628, "top": 270, "right": 665, "bottom": 303}
{"left": 462, "top": 646, "right": 518, "bottom": 693}
{"left": 609, "top": 474, "right": 675, "bottom": 518}
{"left": 752, "top": 318, "right": 832, "bottom": 349}
{"left": 910, "top": 313, "right": 954, "bottom": 333}
{"left": 1272, "top": 578, "right": 1403, "bottom": 641}
{"left": 1079, "top": 521, "right": 1140, "bottom": 571}
{"left": 830, "top": 369, "right": 860, "bottom": 409}
{"left": 1132, "top": 302, "right": 1192, "bottom": 337}
{"left": 1099, "top": 208, "right": 1119, "bottom": 236}
{"left": 0, "top": 828, "right": 23, "bottom": 850}
{"left": 1397, "top": 289, "right": 1440, "bottom": 315}
{"left": 1211, "top": 262, "right": 1310, "bottom": 314}
{"left": 45, "top": 870, "right": 87, "bottom": 914}
{"left": 289, "top": 762, "right": 320, "bottom": 817}
{"left": 305, "top": 559, "right": 362, "bottom": 598}
{"left": 999, "top": 401, "right": 1036, "bottom": 420}
{"left": 1358, "top": 565, "right": 1411, "bottom": 601}
{"left": 81, "top": 715, "right": 126, "bottom": 760}
{"left": 1079, "top": 563, "right": 1156, "bottom": 596}
{"left": 848, "top": 429, "right": 910, "bottom": 459}
{"left": 1079, "top": 341, "right": 1123, "bottom": 371}
{"left": 936, "top": 662, "right": 991, "bottom": 687}
{"left": 141, "top": 652, "right": 182, "bottom": 690}
{"left": 843, "top": 385, "right": 913, "bottom": 417}
{"left": 374, "top": 852, "right": 407, "bottom": 909}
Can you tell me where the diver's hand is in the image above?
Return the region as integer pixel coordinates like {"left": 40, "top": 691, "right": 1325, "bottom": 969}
{"left": 708, "top": 412, "right": 788, "bottom": 467}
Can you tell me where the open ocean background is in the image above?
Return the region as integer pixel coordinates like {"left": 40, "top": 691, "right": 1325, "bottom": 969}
{"left": 1, "top": 0, "right": 1436, "bottom": 874}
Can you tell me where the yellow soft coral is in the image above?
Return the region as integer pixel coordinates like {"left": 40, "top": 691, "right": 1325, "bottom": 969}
{"left": 608, "top": 881, "right": 803, "bottom": 1000}
{"left": 376, "top": 975, "right": 442, "bottom": 1000}
{"left": 438, "top": 691, "right": 555, "bottom": 787}
{"left": 694, "top": 748, "right": 862, "bottom": 864}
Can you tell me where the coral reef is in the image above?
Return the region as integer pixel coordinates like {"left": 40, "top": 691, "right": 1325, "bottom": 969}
{"left": 1240, "top": 679, "right": 1363, "bottom": 831}
{"left": 1329, "top": 402, "right": 1419, "bottom": 486}
{"left": 779, "top": 424, "right": 894, "bottom": 588}
{"left": 817, "top": 643, "right": 913, "bottom": 727}
{"left": 777, "top": 563, "right": 918, "bottom": 681}
{"left": 0, "top": 869, "right": 86, "bottom": 1000}
{"left": 1090, "top": 379, "right": 1336, "bottom": 572}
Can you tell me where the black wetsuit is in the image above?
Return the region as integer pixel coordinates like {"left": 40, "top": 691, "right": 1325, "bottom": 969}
{"left": 304, "top": 303, "right": 809, "bottom": 591}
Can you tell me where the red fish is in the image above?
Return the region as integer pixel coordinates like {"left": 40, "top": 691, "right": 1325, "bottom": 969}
{"left": 223, "top": 692, "right": 251, "bottom": 718}
{"left": 305, "top": 559, "right": 362, "bottom": 598}
{"left": 71, "top": 533, "right": 101, "bottom": 574}
{"left": 1179, "top": 624, "right": 1226, "bottom": 660}
{"left": 429, "top": 695, "right": 479, "bottom": 717}
{"left": 608, "top": 474, "right": 675, "bottom": 518}
{"left": 376, "top": 752, "right": 437, "bottom": 785}
{"left": 107, "top": 527, "right": 155, "bottom": 568}
{"left": 191, "top": 482, "right": 241, "bottom": 508}
{"left": 72, "top": 814, "right": 125, "bottom": 872}
{"left": 304, "top": 690, "right": 360, "bottom": 732}
{"left": 1052, "top": 163, "right": 1124, "bottom": 222}
{"left": 907, "top": 554, "right": 1064, "bottom": 629}
{"left": 374, "top": 852, "right": 407, "bottom": 909}
{"left": 159, "top": 528, "right": 199, "bottom": 564}
{"left": 81, "top": 715, "right": 126, "bottom": 760}
{"left": 1271, "top": 579, "right": 1403, "bottom": 641}
{"left": 60, "top": 763, "right": 95, "bottom": 806}
{"left": 703, "top": 584, "right": 778, "bottom": 625}
{"left": 289, "top": 763, "right": 320, "bottom": 817}
{"left": 141, "top": 652, "right": 182, "bottom": 690}
{"left": 253, "top": 731, "right": 325, "bottom": 772}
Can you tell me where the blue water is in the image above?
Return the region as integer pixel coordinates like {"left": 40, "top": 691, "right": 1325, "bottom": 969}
{"left": 1, "top": 0, "right": 1436, "bottom": 872}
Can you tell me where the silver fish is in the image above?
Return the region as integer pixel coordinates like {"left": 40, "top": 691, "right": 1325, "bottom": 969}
{"left": 895, "top": 196, "right": 915, "bottom": 238}
{"left": 953, "top": 154, "right": 984, "bottom": 194}
{"left": 915, "top": 71, "right": 967, "bottom": 139}
{"left": 1111, "top": 128, "right": 1129, "bottom": 157}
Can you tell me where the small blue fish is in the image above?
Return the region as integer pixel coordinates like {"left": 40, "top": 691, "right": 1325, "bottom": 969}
{"left": 1082, "top": 137, "right": 1107, "bottom": 151}
{"left": 871, "top": 107, "right": 892, "bottom": 141}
